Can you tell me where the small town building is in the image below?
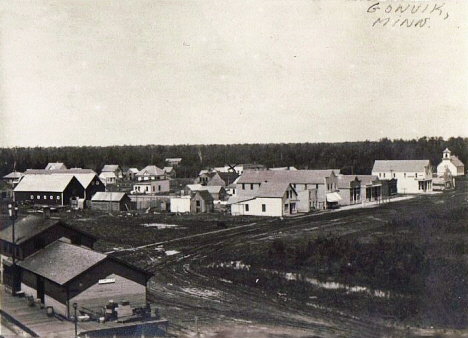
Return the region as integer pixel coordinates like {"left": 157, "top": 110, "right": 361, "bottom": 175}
{"left": 45, "top": 163, "right": 67, "bottom": 170}
{"left": 183, "top": 184, "right": 203, "bottom": 196}
{"left": 0, "top": 215, "right": 97, "bottom": 294}
{"left": 200, "top": 186, "right": 228, "bottom": 201}
{"left": 165, "top": 158, "right": 182, "bottom": 167}
{"left": 230, "top": 181, "right": 298, "bottom": 217}
{"left": 133, "top": 180, "right": 170, "bottom": 194}
{"left": 14, "top": 175, "right": 85, "bottom": 206}
{"left": 190, "top": 190, "right": 214, "bottom": 213}
{"left": 101, "top": 165, "right": 123, "bottom": 179}
{"left": 91, "top": 192, "right": 132, "bottom": 212}
{"left": 3, "top": 171, "right": 24, "bottom": 186}
{"left": 437, "top": 148, "right": 465, "bottom": 177}
{"left": 372, "top": 160, "right": 432, "bottom": 194}
{"left": 126, "top": 168, "right": 139, "bottom": 180}
{"left": 163, "top": 166, "right": 176, "bottom": 178}
{"left": 99, "top": 172, "right": 117, "bottom": 187}
{"left": 17, "top": 240, "right": 152, "bottom": 319}
{"left": 337, "top": 176, "right": 361, "bottom": 206}
{"left": 136, "top": 166, "right": 167, "bottom": 182}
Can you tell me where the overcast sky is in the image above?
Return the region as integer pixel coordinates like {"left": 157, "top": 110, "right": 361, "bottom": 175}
{"left": 1, "top": 0, "right": 467, "bottom": 147}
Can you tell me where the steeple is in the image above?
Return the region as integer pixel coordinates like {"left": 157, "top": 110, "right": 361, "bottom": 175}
{"left": 443, "top": 148, "right": 451, "bottom": 160}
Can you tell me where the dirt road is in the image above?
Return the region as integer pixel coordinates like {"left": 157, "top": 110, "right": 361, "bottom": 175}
{"left": 106, "top": 188, "right": 468, "bottom": 337}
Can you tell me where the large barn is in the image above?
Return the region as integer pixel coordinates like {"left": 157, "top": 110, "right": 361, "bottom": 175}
{"left": 13, "top": 175, "right": 85, "bottom": 205}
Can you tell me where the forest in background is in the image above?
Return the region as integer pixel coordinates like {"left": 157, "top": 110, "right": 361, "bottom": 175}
{"left": 1, "top": 137, "right": 467, "bottom": 178}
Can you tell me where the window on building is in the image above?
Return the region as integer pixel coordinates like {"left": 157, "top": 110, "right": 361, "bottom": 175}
{"left": 245, "top": 204, "right": 249, "bottom": 211}
{"left": 37, "top": 195, "right": 40, "bottom": 199}
{"left": 158, "top": 185, "right": 161, "bottom": 191}
{"left": 415, "top": 173, "right": 418, "bottom": 178}
{"left": 262, "top": 204, "right": 266, "bottom": 212}
{"left": 153, "top": 186, "right": 156, "bottom": 192}
{"left": 242, "top": 184, "right": 245, "bottom": 190}
{"left": 43, "top": 195, "right": 47, "bottom": 199}
{"left": 196, "top": 200, "right": 201, "bottom": 207}
{"left": 305, "top": 184, "right": 307, "bottom": 189}
{"left": 96, "top": 181, "right": 99, "bottom": 185}
{"left": 379, "top": 173, "right": 381, "bottom": 178}
{"left": 316, "top": 184, "right": 318, "bottom": 189}
{"left": 50, "top": 195, "right": 53, "bottom": 200}
{"left": 250, "top": 184, "right": 254, "bottom": 190}
{"left": 57, "top": 196, "right": 60, "bottom": 200}
{"left": 393, "top": 173, "right": 396, "bottom": 178}
{"left": 30, "top": 195, "right": 34, "bottom": 199}
{"left": 383, "top": 173, "right": 386, "bottom": 178}
{"left": 404, "top": 173, "right": 406, "bottom": 178}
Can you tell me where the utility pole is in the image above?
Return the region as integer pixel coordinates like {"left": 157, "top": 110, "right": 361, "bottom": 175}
{"left": 8, "top": 202, "right": 18, "bottom": 294}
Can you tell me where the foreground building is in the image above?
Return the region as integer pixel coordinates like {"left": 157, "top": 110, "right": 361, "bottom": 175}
{"left": 372, "top": 160, "right": 432, "bottom": 194}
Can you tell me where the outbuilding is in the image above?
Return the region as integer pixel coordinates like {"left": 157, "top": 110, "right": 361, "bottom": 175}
{"left": 91, "top": 192, "right": 132, "bottom": 212}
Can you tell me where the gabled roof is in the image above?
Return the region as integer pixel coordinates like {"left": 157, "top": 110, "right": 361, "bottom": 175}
{"left": 3, "top": 171, "right": 24, "bottom": 179}
{"left": 14, "top": 175, "right": 77, "bottom": 193}
{"left": 356, "top": 175, "right": 379, "bottom": 186}
{"left": 216, "top": 172, "right": 239, "bottom": 185}
{"left": 99, "top": 172, "right": 117, "bottom": 178}
{"left": 237, "top": 170, "right": 336, "bottom": 185}
{"left": 256, "top": 181, "right": 295, "bottom": 198}
{"left": 372, "top": 160, "right": 431, "bottom": 173}
{"left": 0, "top": 215, "right": 97, "bottom": 245}
{"left": 337, "top": 175, "right": 360, "bottom": 189}
{"left": 18, "top": 240, "right": 107, "bottom": 285}
{"left": 163, "top": 167, "right": 174, "bottom": 173}
{"left": 137, "top": 165, "right": 165, "bottom": 177}
{"left": 45, "top": 163, "right": 67, "bottom": 170}
{"left": 127, "top": 168, "right": 139, "bottom": 173}
{"left": 102, "top": 165, "right": 121, "bottom": 172}
{"left": 195, "top": 190, "right": 214, "bottom": 201}
{"left": 72, "top": 173, "right": 101, "bottom": 189}
{"left": 92, "top": 192, "right": 127, "bottom": 202}
{"left": 200, "top": 186, "right": 226, "bottom": 194}
{"left": 450, "top": 156, "right": 465, "bottom": 167}
{"left": 166, "top": 158, "right": 182, "bottom": 162}
{"left": 186, "top": 184, "right": 203, "bottom": 191}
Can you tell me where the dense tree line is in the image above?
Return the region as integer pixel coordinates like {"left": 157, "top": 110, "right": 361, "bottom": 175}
{"left": 1, "top": 137, "right": 467, "bottom": 178}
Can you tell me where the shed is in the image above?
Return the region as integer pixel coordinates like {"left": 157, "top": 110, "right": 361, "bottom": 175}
{"left": 91, "top": 192, "right": 132, "bottom": 212}
{"left": 190, "top": 190, "right": 214, "bottom": 213}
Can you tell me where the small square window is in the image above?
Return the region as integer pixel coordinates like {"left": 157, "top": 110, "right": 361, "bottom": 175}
{"left": 30, "top": 195, "right": 34, "bottom": 199}
{"left": 37, "top": 195, "right": 40, "bottom": 199}
{"left": 57, "top": 196, "right": 60, "bottom": 200}
{"left": 50, "top": 196, "right": 53, "bottom": 200}
{"left": 43, "top": 195, "right": 47, "bottom": 199}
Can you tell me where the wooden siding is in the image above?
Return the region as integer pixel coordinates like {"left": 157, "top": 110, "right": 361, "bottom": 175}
{"left": 68, "top": 259, "right": 148, "bottom": 316}
{"left": 21, "top": 224, "right": 95, "bottom": 259}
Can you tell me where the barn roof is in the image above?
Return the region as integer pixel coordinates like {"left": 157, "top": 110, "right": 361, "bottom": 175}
{"left": 13, "top": 175, "right": 77, "bottom": 193}
{"left": 92, "top": 192, "right": 127, "bottom": 202}
{"left": 18, "top": 240, "right": 107, "bottom": 285}
{"left": 372, "top": 160, "right": 431, "bottom": 173}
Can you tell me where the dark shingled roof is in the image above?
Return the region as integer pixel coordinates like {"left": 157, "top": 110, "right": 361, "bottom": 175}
{"left": 196, "top": 190, "right": 214, "bottom": 201}
{"left": 0, "top": 215, "right": 97, "bottom": 245}
{"left": 18, "top": 240, "right": 107, "bottom": 285}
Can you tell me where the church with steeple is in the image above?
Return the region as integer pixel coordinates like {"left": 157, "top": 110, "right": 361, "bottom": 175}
{"left": 436, "top": 148, "right": 465, "bottom": 177}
